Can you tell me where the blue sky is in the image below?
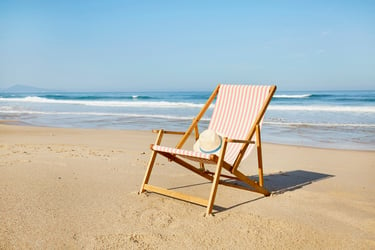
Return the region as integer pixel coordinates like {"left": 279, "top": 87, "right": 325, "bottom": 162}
{"left": 1, "top": 1, "right": 374, "bottom": 91}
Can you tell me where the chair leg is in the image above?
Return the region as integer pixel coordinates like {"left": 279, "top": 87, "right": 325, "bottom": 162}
{"left": 206, "top": 139, "right": 227, "bottom": 215}
{"left": 139, "top": 150, "right": 157, "bottom": 194}
{"left": 206, "top": 162, "right": 223, "bottom": 215}
{"left": 256, "top": 125, "right": 264, "bottom": 187}
{"left": 139, "top": 130, "right": 164, "bottom": 194}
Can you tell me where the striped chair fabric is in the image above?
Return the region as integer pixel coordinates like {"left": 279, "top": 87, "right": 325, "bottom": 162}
{"left": 209, "top": 85, "right": 271, "bottom": 164}
{"left": 151, "top": 145, "right": 214, "bottom": 163}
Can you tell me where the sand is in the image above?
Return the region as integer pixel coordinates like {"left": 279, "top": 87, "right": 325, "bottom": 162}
{"left": 0, "top": 123, "right": 374, "bottom": 249}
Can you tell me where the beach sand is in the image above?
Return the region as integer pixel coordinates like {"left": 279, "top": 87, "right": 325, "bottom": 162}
{"left": 0, "top": 123, "right": 374, "bottom": 249}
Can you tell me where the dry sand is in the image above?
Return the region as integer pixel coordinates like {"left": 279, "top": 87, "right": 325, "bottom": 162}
{"left": 0, "top": 123, "right": 374, "bottom": 249}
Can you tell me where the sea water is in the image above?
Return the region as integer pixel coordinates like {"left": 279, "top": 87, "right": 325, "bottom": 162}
{"left": 0, "top": 90, "right": 374, "bottom": 150}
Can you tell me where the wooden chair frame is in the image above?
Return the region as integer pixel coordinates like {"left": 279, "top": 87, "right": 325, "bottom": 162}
{"left": 139, "top": 84, "right": 277, "bottom": 215}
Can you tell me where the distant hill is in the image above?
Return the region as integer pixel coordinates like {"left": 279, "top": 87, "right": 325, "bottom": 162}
{"left": 1, "top": 84, "right": 56, "bottom": 92}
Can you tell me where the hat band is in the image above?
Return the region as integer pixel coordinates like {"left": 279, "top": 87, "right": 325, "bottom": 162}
{"left": 199, "top": 137, "right": 222, "bottom": 154}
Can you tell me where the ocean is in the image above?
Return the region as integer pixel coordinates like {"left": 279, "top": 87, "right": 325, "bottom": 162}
{"left": 1, "top": 89, "right": 374, "bottom": 151}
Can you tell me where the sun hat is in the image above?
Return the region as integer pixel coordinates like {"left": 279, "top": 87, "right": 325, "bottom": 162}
{"left": 193, "top": 129, "right": 223, "bottom": 155}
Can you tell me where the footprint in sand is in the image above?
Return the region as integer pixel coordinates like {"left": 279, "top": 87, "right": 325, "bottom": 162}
{"left": 139, "top": 208, "right": 174, "bottom": 228}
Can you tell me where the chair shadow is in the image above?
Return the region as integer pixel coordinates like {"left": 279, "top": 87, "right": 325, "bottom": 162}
{"left": 263, "top": 170, "right": 334, "bottom": 194}
{"left": 222, "top": 169, "right": 334, "bottom": 194}
{"left": 213, "top": 170, "right": 334, "bottom": 214}
{"left": 165, "top": 170, "right": 334, "bottom": 215}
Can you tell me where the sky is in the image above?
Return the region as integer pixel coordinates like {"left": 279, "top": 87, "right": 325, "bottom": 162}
{"left": 0, "top": 1, "right": 374, "bottom": 91}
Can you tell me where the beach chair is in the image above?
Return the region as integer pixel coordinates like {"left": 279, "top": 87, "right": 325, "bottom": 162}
{"left": 139, "top": 84, "right": 277, "bottom": 215}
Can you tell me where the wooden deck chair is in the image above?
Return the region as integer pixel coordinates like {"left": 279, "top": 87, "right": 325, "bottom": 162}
{"left": 139, "top": 84, "right": 277, "bottom": 215}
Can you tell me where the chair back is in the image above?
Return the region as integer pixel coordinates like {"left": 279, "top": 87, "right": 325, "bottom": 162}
{"left": 208, "top": 85, "right": 273, "bottom": 165}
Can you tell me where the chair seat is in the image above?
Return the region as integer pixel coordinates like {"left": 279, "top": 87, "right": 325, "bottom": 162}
{"left": 152, "top": 145, "right": 218, "bottom": 164}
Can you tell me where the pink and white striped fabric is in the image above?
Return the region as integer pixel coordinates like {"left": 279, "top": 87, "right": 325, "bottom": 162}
{"left": 153, "top": 85, "right": 272, "bottom": 165}
{"left": 209, "top": 85, "right": 271, "bottom": 164}
{"left": 151, "top": 145, "right": 215, "bottom": 163}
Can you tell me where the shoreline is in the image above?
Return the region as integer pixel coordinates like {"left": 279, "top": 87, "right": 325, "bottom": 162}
{"left": 1, "top": 88, "right": 374, "bottom": 152}
{"left": 1, "top": 123, "right": 374, "bottom": 248}
{"left": 1, "top": 120, "right": 373, "bottom": 153}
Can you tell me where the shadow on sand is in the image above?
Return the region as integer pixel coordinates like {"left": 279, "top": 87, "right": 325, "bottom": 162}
{"left": 219, "top": 169, "right": 334, "bottom": 195}
{"left": 212, "top": 170, "right": 334, "bottom": 214}
{"left": 159, "top": 170, "right": 334, "bottom": 214}
{"left": 264, "top": 170, "right": 334, "bottom": 194}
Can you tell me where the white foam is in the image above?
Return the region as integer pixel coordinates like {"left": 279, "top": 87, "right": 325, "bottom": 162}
{"left": 0, "top": 109, "right": 211, "bottom": 121}
{"left": 274, "top": 94, "right": 312, "bottom": 98}
{"left": 269, "top": 105, "right": 375, "bottom": 113}
{"left": 2, "top": 109, "right": 372, "bottom": 127}
{"left": 0, "top": 96, "right": 208, "bottom": 109}
{"left": 265, "top": 121, "right": 375, "bottom": 128}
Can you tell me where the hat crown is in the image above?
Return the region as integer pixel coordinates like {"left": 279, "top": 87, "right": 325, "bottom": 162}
{"left": 193, "top": 129, "right": 222, "bottom": 154}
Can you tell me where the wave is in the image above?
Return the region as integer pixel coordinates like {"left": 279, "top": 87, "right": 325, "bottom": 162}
{"left": 269, "top": 105, "right": 375, "bottom": 113}
{"left": 0, "top": 96, "right": 207, "bottom": 108}
{"left": 40, "top": 94, "right": 153, "bottom": 100}
{"left": 1, "top": 109, "right": 373, "bottom": 128}
{"left": 0, "top": 109, "right": 211, "bottom": 121}
{"left": 273, "top": 93, "right": 375, "bottom": 103}
{"left": 131, "top": 95, "right": 152, "bottom": 99}
{"left": 1, "top": 97, "right": 374, "bottom": 112}
{"left": 265, "top": 121, "right": 375, "bottom": 128}
{"left": 274, "top": 94, "right": 312, "bottom": 99}
{"left": 273, "top": 93, "right": 338, "bottom": 99}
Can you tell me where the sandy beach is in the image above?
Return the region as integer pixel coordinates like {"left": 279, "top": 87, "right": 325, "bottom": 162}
{"left": 0, "top": 123, "right": 374, "bottom": 249}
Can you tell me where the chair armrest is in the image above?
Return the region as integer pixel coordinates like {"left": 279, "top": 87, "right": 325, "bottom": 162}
{"left": 226, "top": 138, "right": 255, "bottom": 144}
{"left": 152, "top": 129, "right": 186, "bottom": 135}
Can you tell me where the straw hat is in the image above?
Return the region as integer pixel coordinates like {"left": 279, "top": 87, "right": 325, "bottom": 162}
{"left": 193, "top": 129, "right": 222, "bottom": 155}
